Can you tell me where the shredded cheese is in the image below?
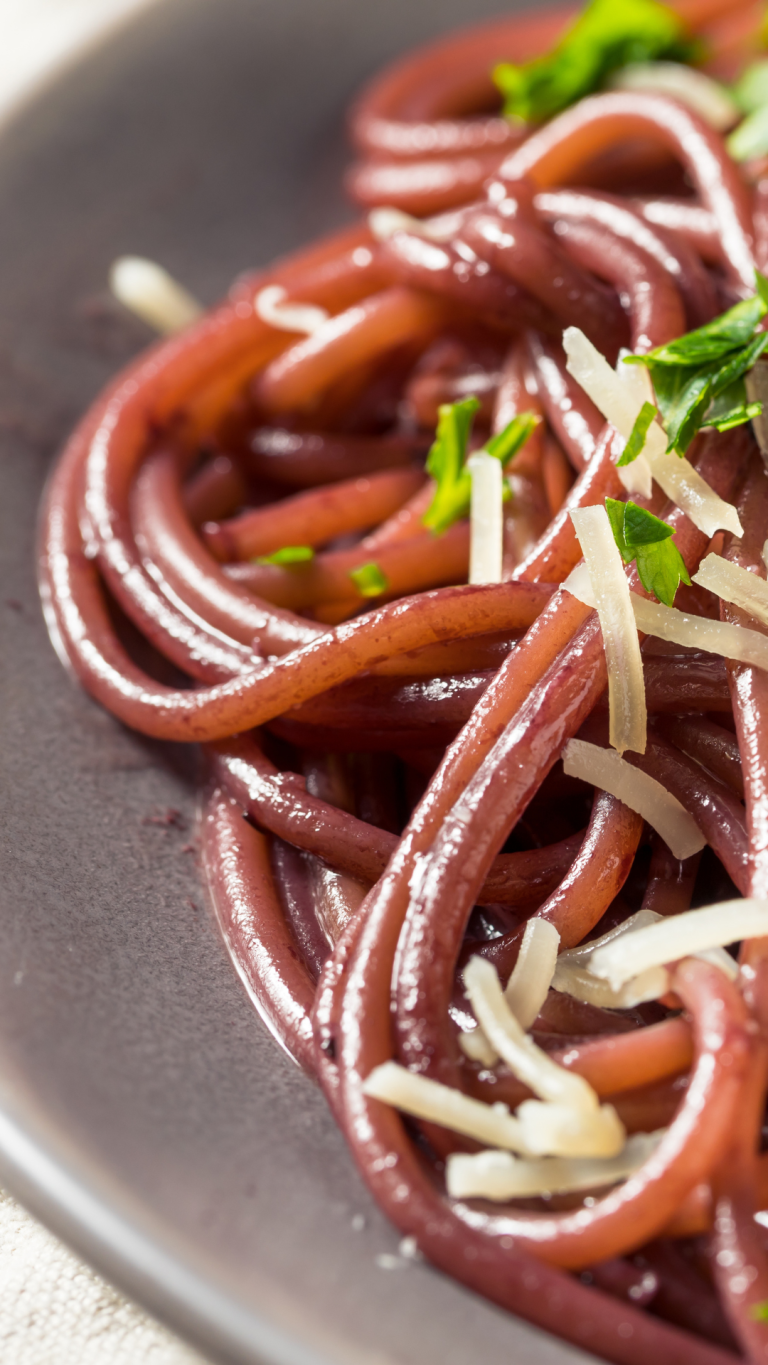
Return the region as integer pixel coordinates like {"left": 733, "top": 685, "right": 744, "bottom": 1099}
{"left": 552, "top": 956, "right": 671, "bottom": 1008}
{"left": 505, "top": 919, "right": 560, "bottom": 1030}
{"left": 562, "top": 327, "right": 743, "bottom": 538}
{"left": 567, "top": 563, "right": 768, "bottom": 674}
{"left": 589, "top": 899, "right": 768, "bottom": 990}
{"left": 609, "top": 62, "right": 739, "bottom": 131}
{"left": 109, "top": 256, "right": 203, "bottom": 334}
{"left": 468, "top": 451, "right": 504, "bottom": 584}
{"left": 462, "top": 920, "right": 560, "bottom": 1068}
{"left": 570, "top": 505, "right": 647, "bottom": 754}
{"left": 362, "top": 1061, "right": 531, "bottom": 1152}
{"left": 632, "top": 594, "right": 768, "bottom": 670}
{"left": 446, "top": 1131, "right": 664, "bottom": 1201}
{"left": 645, "top": 448, "right": 743, "bottom": 539}
{"left": 368, "top": 207, "right": 450, "bottom": 241}
{"left": 693, "top": 553, "right": 768, "bottom": 628}
{"left": 562, "top": 738, "right": 706, "bottom": 860}
{"left": 515, "top": 1099, "right": 626, "bottom": 1159}
{"left": 615, "top": 353, "right": 653, "bottom": 498}
{"left": 463, "top": 957, "right": 598, "bottom": 1111}
{"left": 553, "top": 909, "right": 671, "bottom": 1006}
{"left": 458, "top": 1027, "right": 499, "bottom": 1067}
{"left": 254, "top": 284, "right": 329, "bottom": 335}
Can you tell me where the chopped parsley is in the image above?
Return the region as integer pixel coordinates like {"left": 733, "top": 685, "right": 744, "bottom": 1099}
{"left": 422, "top": 397, "right": 539, "bottom": 536}
{"left": 605, "top": 497, "right": 691, "bottom": 607}
{"left": 350, "top": 561, "right": 389, "bottom": 597}
{"left": 254, "top": 545, "right": 315, "bottom": 565}
{"left": 751, "top": 1301, "right": 768, "bottom": 1322}
{"left": 617, "top": 400, "right": 658, "bottom": 466}
{"left": 493, "top": 0, "right": 697, "bottom": 124}
{"left": 623, "top": 273, "right": 768, "bottom": 455}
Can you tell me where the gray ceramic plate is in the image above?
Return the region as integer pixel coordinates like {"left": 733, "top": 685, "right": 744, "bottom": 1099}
{"left": 0, "top": 2, "right": 593, "bottom": 1362}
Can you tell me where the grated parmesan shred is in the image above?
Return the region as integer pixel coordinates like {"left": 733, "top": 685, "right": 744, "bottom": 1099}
{"left": 109, "top": 257, "right": 203, "bottom": 335}
{"left": 693, "top": 553, "right": 768, "bottom": 628}
{"left": 609, "top": 62, "right": 739, "bottom": 130}
{"left": 468, "top": 451, "right": 504, "bottom": 584}
{"left": 446, "top": 1131, "right": 665, "bottom": 1201}
{"left": 615, "top": 353, "right": 653, "bottom": 498}
{"left": 563, "top": 327, "right": 743, "bottom": 538}
{"left": 566, "top": 564, "right": 768, "bottom": 675}
{"left": 552, "top": 956, "right": 671, "bottom": 1009}
{"left": 570, "top": 505, "right": 647, "bottom": 755}
{"left": 632, "top": 595, "right": 768, "bottom": 671}
{"left": 463, "top": 957, "right": 599, "bottom": 1111}
{"left": 254, "top": 284, "right": 330, "bottom": 335}
{"left": 517, "top": 1098, "right": 626, "bottom": 1158}
{"left": 589, "top": 899, "right": 768, "bottom": 990}
{"left": 461, "top": 920, "right": 560, "bottom": 1068}
{"left": 368, "top": 207, "right": 451, "bottom": 241}
{"left": 505, "top": 919, "right": 560, "bottom": 1030}
{"left": 562, "top": 738, "right": 705, "bottom": 860}
{"left": 363, "top": 1061, "right": 531, "bottom": 1152}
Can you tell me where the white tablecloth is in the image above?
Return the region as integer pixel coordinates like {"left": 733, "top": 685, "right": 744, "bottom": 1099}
{"left": 0, "top": 11, "right": 209, "bottom": 1363}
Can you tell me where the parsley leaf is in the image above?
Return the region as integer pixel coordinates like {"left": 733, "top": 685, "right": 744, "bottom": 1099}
{"left": 493, "top": 0, "right": 697, "bottom": 124}
{"left": 605, "top": 497, "right": 691, "bottom": 607}
{"left": 254, "top": 545, "right": 314, "bottom": 565}
{"left": 617, "top": 400, "right": 658, "bottom": 465}
{"left": 623, "top": 273, "right": 768, "bottom": 454}
{"left": 422, "top": 399, "right": 539, "bottom": 535}
{"left": 422, "top": 397, "right": 479, "bottom": 536}
{"left": 350, "top": 561, "right": 389, "bottom": 597}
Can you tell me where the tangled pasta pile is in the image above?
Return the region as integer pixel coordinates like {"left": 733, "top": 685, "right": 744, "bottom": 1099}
{"left": 39, "top": 0, "right": 768, "bottom": 1360}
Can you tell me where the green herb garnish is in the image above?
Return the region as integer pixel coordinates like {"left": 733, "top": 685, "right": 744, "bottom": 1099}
{"left": 623, "top": 273, "right": 768, "bottom": 455}
{"left": 492, "top": 0, "right": 697, "bottom": 124}
{"left": 605, "top": 498, "right": 691, "bottom": 607}
{"left": 751, "top": 1301, "right": 768, "bottom": 1323}
{"left": 422, "top": 398, "right": 539, "bottom": 535}
{"left": 617, "top": 400, "right": 658, "bottom": 466}
{"left": 350, "top": 561, "right": 389, "bottom": 597}
{"left": 254, "top": 545, "right": 315, "bottom": 566}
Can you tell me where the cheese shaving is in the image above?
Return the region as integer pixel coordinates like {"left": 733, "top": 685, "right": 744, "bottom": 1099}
{"left": 505, "top": 919, "right": 560, "bottom": 1030}
{"left": 562, "top": 738, "right": 706, "bottom": 860}
{"left": 615, "top": 351, "right": 653, "bottom": 497}
{"left": 553, "top": 909, "right": 671, "bottom": 1006}
{"left": 468, "top": 451, "right": 504, "bottom": 584}
{"left": 462, "top": 920, "right": 560, "bottom": 1068}
{"left": 514, "top": 1099, "right": 626, "bottom": 1159}
{"left": 458, "top": 1027, "right": 499, "bottom": 1067}
{"left": 563, "top": 327, "right": 743, "bottom": 538}
{"left": 446, "top": 1131, "right": 664, "bottom": 1201}
{"left": 551, "top": 956, "right": 671, "bottom": 1008}
{"left": 368, "top": 207, "right": 449, "bottom": 241}
{"left": 609, "top": 63, "right": 739, "bottom": 131}
{"left": 463, "top": 956, "right": 598, "bottom": 1111}
{"left": 570, "top": 504, "right": 647, "bottom": 755}
{"left": 589, "top": 898, "right": 768, "bottom": 990}
{"left": 631, "top": 594, "right": 768, "bottom": 671}
{"left": 567, "top": 563, "right": 768, "bottom": 673}
{"left": 363, "top": 1061, "right": 532, "bottom": 1152}
{"left": 693, "top": 553, "right": 768, "bottom": 628}
{"left": 254, "top": 284, "right": 329, "bottom": 335}
{"left": 109, "top": 256, "right": 203, "bottom": 335}
{"left": 645, "top": 447, "right": 743, "bottom": 539}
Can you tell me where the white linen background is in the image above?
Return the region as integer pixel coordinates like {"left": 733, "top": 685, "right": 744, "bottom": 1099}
{"left": 0, "top": 2, "right": 208, "bottom": 1361}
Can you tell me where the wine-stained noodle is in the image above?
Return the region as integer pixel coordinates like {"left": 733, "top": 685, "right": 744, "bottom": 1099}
{"left": 39, "top": 0, "right": 768, "bottom": 1359}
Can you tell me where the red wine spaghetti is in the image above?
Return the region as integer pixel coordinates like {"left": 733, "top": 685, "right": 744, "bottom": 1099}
{"left": 39, "top": 1, "right": 768, "bottom": 1360}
